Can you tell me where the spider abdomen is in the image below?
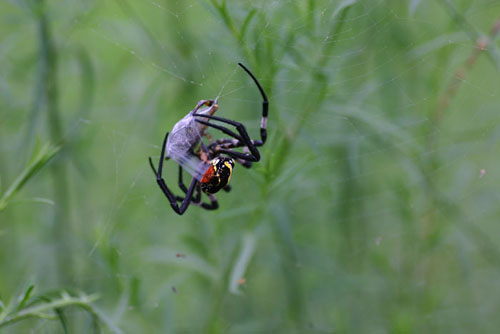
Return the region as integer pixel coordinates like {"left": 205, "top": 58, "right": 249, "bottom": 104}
{"left": 200, "top": 157, "right": 234, "bottom": 194}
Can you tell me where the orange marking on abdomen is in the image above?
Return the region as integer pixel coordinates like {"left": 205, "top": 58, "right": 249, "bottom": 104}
{"left": 201, "top": 165, "right": 215, "bottom": 183}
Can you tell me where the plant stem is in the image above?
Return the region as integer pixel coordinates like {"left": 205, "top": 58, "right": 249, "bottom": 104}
{"left": 210, "top": 0, "right": 254, "bottom": 63}
{"left": 435, "top": 13, "right": 500, "bottom": 121}
{"left": 36, "top": 1, "right": 73, "bottom": 285}
{"left": 273, "top": 1, "right": 354, "bottom": 178}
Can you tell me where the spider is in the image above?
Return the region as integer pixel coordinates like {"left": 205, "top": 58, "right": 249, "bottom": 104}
{"left": 148, "top": 63, "right": 268, "bottom": 215}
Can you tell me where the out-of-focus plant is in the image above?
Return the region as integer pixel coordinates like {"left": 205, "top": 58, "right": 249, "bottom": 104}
{"left": 0, "top": 285, "right": 121, "bottom": 333}
{"left": 0, "top": 142, "right": 59, "bottom": 213}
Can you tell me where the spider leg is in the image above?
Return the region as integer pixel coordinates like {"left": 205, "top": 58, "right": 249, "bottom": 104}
{"left": 203, "top": 139, "right": 256, "bottom": 168}
{"left": 177, "top": 167, "right": 221, "bottom": 207}
{"left": 209, "top": 137, "right": 265, "bottom": 149}
{"left": 202, "top": 194, "right": 219, "bottom": 210}
{"left": 193, "top": 63, "right": 268, "bottom": 165}
{"left": 238, "top": 147, "right": 254, "bottom": 168}
{"left": 175, "top": 184, "right": 219, "bottom": 210}
{"left": 193, "top": 114, "right": 260, "bottom": 162}
{"left": 177, "top": 165, "right": 202, "bottom": 202}
{"left": 215, "top": 142, "right": 254, "bottom": 168}
{"left": 175, "top": 185, "right": 201, "bottom": 203}
{"left": 149, "top": 131, "right": 197, "bottom": 215}
{"left": 194, "top": 118, "right": 243, "bottom": 142}
{"left": 236, "top": 161, "right": 253, "bottom": 168}
{"left": 177, "top": 162, "right": 222, "bottom": 208}
{"left": 208, "top": 139, "right": 264, "bottom": 167}
{"left": 149, "top": 157, "right": 159, "bottom": 175}
{"left": 177, "top": 164, "right": 188, "bottom": 193}
{"left": 238, "top": 63, "right": 269, "bottom": 144}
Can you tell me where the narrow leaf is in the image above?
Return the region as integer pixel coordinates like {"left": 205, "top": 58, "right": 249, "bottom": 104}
{"left": 240, "top": 9, "right": 257, "bottom": 39}
{"left": 16, "top": 285, "right": 34, "bottom": 311}
{"left": 0, "top": 143, "right": 60, "bottom": 212}
{"left": 229, "top": 233, "right": 256, "bottom": 295}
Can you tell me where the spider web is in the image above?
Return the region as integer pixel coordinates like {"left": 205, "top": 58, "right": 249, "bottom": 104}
{"left": 2, "top": 0, "right": 500, "bottom": 332}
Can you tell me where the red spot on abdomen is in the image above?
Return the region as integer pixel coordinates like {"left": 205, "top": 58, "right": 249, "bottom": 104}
{"left": 201, "top": 165, "right": 215, "bottom": 183}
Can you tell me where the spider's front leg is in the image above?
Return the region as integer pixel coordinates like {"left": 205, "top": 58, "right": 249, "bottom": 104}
{"left": 204, "top": 138, "right": 256, "bottom": 169}
{"left": 193, "top": 114, "right": 260, "bottom": 162}
{"left": 237, "top": 62, "right": 269, "bottom": 145}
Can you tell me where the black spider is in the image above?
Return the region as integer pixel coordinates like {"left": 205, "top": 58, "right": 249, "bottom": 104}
{"left": 149, "top": 63, "right": 269, "bottom": 215}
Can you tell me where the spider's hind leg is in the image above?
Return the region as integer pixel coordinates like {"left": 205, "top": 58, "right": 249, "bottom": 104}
{"left": 175, "top": 184, "right": 219, "bottom": 210}
{"left": 176, "top": 165, "right": 220, "bottom": 210}
{"left": 149, "top": 131, "right": 198, "bottom": 215}
{"left": 177, "top": 165, "right": 201, "bottom": 202}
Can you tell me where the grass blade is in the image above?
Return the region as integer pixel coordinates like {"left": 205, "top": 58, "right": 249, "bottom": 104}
{"left": 229, "top": 233, "right": 256, "bottom": 295}
{"left": 0, "top": 143, "right": 60, "bottom": 213}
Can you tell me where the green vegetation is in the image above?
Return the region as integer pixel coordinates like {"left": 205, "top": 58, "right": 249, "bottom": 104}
{"left": 1, "top": 0, "right": 500, "bottom": 332}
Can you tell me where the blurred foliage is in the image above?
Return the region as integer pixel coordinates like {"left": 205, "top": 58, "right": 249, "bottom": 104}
{"left": 0, "top": 141, "right": 59, "bottom": 212}
{"left": 1, "top": 0, "right": 500, "bottom": 332}
{"left": 0, "top": 285, "right": 120, "bottom": 333}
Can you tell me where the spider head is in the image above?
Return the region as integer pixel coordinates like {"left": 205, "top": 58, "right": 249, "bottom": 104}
{"left": 200, "top": 157, "right": 234, "bottom": 194}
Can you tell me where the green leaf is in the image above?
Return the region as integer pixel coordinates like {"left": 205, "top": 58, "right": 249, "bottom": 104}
{"left": 240, "top": 9, "right": 257, "bottom": 39}
{"left": 0, "top": 143, "right": 60, "bottom": 213}
{"left": 16, "top": 285, "right": 34, "bottom": 311}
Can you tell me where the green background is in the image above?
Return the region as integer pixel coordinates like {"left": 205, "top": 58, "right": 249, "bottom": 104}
{"left": 1, "top": 0, "right": 500, "bottom": 332}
